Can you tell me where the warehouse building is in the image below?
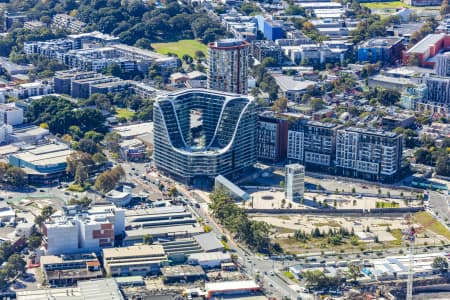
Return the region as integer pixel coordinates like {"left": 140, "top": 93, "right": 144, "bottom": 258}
{"left": 8, "top": 143, "right": 71, "bottom": 185}
{"left": 103, "top": 245, "right": 168, "bottom": 276}
{"left": 205, "top": 280, "right": 260, "bottom": 299}
{"left": 16, "top": 278, "right": 124, "bottom": 300}
{"left": 161, "top": 265, "right": 206, "bottom": 283}
{"left": 187, "top": 252, "right": 232, "bottom": 269}
{"left": 372, "top": 252, "right": 447, "bottom": 280}
{"left": 40, "top": 253, "right": 103, "bottom": 287}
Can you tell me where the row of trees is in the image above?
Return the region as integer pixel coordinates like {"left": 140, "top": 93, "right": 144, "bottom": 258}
{"left": 94, "top": 165, "right": 125, "bottom": 193}
{"left": 294, "top": 226, "right": 359, "bottom": 246}
{"left": 209, "top": 188, "right": 274, "bottom": 253}
{"left": 252, "top": 58, "right": 279, "bottom": 101}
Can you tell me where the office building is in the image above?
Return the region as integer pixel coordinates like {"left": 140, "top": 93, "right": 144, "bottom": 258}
{"left": 251, "top": 40, "right": 283, "bottom": 65}
{"left": 435, "top": 52, "right": 450, "bottom": 76}
{"left": 357, "top": 37, "right": 403, "bottom": 64}
{"left": 207, "top": 39, "right": 250, "bottom": 94}
{"left": 285, "top": 163, "right": 305, "bottom": 202}
{"left": 282, "top": 43, "right": 346, "bottom": 67}
{"left": 51, "top": 14, "right": 86, "bottom": 33}
{"left": 256, "top": 112, "right": 289, "bottom": 162}
{"left": 8, "top": 143, "right": 71, "bottom": 185}
{"left": 53, "top": 70, "right": 129, "bottom": 99}
{"left": 24, "top": 32, "right": 177, "bottom": 75}
{"left": 403, "top": 33, "right": 450, "bottom": 67}
{"left": 23, "top": 21, "right": 46, "bottom": 30}
{"left": 287, "top": 120, "right": 341, "bottom": 172}
{"left": 271, "top": 74, "right": 317, "bottom": 102}
{"left": 335, "top": 127, "right": 403, "bottom": 182}
{"left": 42, "top": 204, "right": 125, "bottom": 255}
{"left": 256, "top": 15, "right": 284, "bottom": 41}
{"left": 422, "top": 75, "right": 450, "bottom": 113}
{"left": 153, "top": 89, "right": 256, "bottom": 186}
{"left": 102, "top": 245, "right": 168, "bottom": 276}
{"left": 40, "top": 253, "right": 103, "bottom": 287}
{"left": 401, "top": 85, "right": 426, "bottom": 110}
{"left": 3, "top": 11, "right": 26, "bottom": 32}
{"left": 0, "top": 104, "right": 23, "bottom": 126}
{"left": 403, "top": 0, "right": 441, "bottom": 6}
{"left": 0, "top": 124, "right": 12, "bottom": 144}
{"left": 368, "top": 74, "right": 415, "bottom": 91}
{"left": 7, "top": 81, "right": 53, "bottom": 99}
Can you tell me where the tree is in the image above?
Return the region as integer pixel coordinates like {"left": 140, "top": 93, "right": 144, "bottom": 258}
{"left": 94, "top": 166, "right": 124, "bottom": 193}
{"left": 6, "top": 167, "right": 26, "bottom": 187}
{"left": 347, "top": 263, "right": 362, "bottom": 282}
{"left": 66, "top": 151, "right": 94, "bottom": 177}
{"left": 310, "top": 98, "right": 324, "bottom": 112}
{"left": 110, "top": 165, "right": 125, "bottom": 182}
{"left": 0, "top": 162, "right": 8, "bottom": 183}
{"left": 84, "top": 130, "right": 104, "bottom": 143}
{"left": 182, "top": 54, "right": 193, "bottom": 64}
{"left": 92, "top": 152, "right": 107, "bottom": 165}
{"left": 27, "top": 235, "right": 42, "bottom": 250}
{"left": 95, "top": 172, "right": 116, "bottom": 193}
{"left": 436, "top": 154, "right": 450, "bottom": 176}
{"left": 432, "top": 256, "right": 449, "bottom": 273}
{"left": 441, "top": 0, "right": 450, "bottom": 17}
{"left": 408, "top": 53, "right": 421, "bottom": 66}
{"left": 303, "top": 270, "right": 325, "bottom": 288}
{"left": 377, "top": 89, "right": 400, "bottom": 106}
{"left": 168, "top": 186, "right": 178, "bottom": 198}
{"left": 104, "top": 132, "right": 121, "bottom": 153}
{"left": 195, "top": 50, "right": 205, "bottom": 60}
{"left": 143, "top": 234, "right": 154, "bottom": 245}
{"left": 75, "top": 165, "right": 88, "bottom": 185}
{"left": 68, "top": 196, "right": 92, "bottom": 208}
{"left": 271, "top": 97, "right": 288, "bottom": 112}
{"left": 6, "top": 254, "right": 25, "bottom": 277}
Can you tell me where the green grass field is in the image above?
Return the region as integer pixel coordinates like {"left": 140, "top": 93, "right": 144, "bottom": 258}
{"left": 361, "top": 1, "right": 411, "bottom": 9}
{"left": 152, "top": 39, "right": 207, "bottom": 59}
{"left": 116, "top": 108, "right": 135, "bottom": 121}
{"left": 414, "top": 211, "right": 450, "bottom": 241}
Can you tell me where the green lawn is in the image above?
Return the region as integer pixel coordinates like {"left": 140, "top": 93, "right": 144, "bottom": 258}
{"left": 116, "top": 108, "right": 135, "bottom": 121}
{"left": 152, "top": 39, "right": 207, "bottom": 59}
{"left": 414, "top": 211, "right": 450, "bottom": 241}
{"left": 361, "top": 1, "right": 411, "bottom": 9}
{"left": 282, "top": 271, "right": 297, "bottom": 282}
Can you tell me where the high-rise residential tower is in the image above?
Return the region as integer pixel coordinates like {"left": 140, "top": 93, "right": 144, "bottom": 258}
{"left": 207, "top": 39, "right": 250, "bottom": 94}
{"left": 153, "top": 89, "right": 257, "bottom": 186}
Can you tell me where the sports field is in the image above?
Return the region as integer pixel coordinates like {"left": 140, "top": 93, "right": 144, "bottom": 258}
{"left": 361, "top": 1, "right": 411, "bottom": 9}
{"left": 152, "top": 39, "right": 207, "bottom": 59}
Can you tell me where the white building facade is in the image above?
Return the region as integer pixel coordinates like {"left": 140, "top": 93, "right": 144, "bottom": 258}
{"left": 285, "top": 163, "right": 305, "bottom": 202}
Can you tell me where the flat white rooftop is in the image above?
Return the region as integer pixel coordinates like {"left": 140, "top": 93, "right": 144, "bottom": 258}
{"left": 205, "top": 280, "right": 260, "bottom": 291}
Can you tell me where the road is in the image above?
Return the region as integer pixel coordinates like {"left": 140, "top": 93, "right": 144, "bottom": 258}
{"left": 429, "top": 191, "right": 450, "bottom": 222}
{"left": 153, "top": 176, "right": 303, "bottom": 299}
{"left": 123, "top": 162, "right": 450, "bottom": 300}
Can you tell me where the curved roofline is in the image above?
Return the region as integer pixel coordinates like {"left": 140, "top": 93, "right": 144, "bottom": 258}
{"left": 155, "top": 89, "right": 254, "bottom": 156}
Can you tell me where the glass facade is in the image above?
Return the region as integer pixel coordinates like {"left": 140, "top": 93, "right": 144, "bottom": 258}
{"left": 153, "top": 89, "right": 257, "bottom": 186}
